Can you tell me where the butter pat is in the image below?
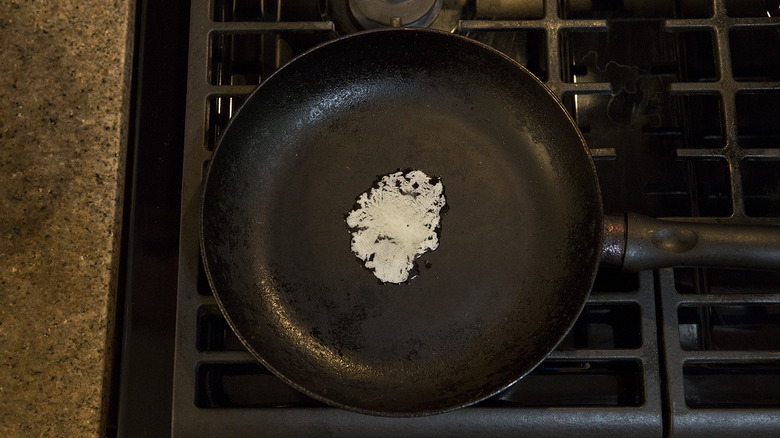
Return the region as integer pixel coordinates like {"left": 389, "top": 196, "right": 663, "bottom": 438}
{"left": 346, "top": 170, "right": 446, "bottom": 284}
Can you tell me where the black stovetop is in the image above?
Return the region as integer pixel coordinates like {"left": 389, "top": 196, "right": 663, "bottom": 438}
{"left": 112, "top": 0, "right": 780, "bottom": 436}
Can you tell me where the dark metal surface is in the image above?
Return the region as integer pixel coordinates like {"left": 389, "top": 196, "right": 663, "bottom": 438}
{"left": 601, "top": 215, "right": 627, "bottom": 267}
{"left": 201, "top": 29, "right": 603, "bottom": 415}
{"left": 474, "top": 0, "right": 543, "bottom": 19}
{"left": 602, "top": 214, "right": 780, "bottom": 271}
{"left": 651, "top": 4, "right": 780, "bottom": 431}
{"left": 111, "top": 0, "right": 189, "bottom": 435}
{"left": 623, "top": 213, "right": 780, "bottom": 271}
{"left": 172, "top": 0, "right": 664, "bottom": 432}
{"left": 658, "top": 268, "right": 780, "bottom": 438}
{"left": 148, "top": 0, "right": 779, "bottom": 436}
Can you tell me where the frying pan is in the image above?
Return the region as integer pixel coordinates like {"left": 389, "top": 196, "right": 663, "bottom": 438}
{"left": 201, "top": 29, "right": 780, "bottom": 416}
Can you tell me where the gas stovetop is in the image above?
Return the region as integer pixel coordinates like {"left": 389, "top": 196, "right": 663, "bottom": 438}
{"left": 113, "top": 0, "right": 780, "bottom": 436}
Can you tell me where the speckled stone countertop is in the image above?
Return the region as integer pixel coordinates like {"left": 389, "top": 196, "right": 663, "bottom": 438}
{"left": 0, "top": 1, "right": 134, "bottom": 436}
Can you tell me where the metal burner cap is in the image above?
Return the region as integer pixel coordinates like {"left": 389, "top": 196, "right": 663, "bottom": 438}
{"left": 349, "top": 0, "right": 443, "bottom": 28}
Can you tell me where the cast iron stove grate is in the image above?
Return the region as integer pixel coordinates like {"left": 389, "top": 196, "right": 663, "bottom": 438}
{"left": 170, "top": 0, "right": 780, "bottom": 436}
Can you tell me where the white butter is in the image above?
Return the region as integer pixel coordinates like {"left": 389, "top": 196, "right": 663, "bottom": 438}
{"left": 346, "top": 170, "right": 446, "bottom": 284}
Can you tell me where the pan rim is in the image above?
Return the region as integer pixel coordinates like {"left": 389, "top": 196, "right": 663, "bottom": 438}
{"left": 199, "top": 27, "right": 604, "bottom": 417}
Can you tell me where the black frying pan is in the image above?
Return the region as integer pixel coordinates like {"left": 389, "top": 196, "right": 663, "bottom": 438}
{"left": 201, "top": 29, "right": 780, "bottom": 416}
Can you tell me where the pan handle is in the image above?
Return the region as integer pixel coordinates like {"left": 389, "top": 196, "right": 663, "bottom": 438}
{"left": 601, "top": 213, "right": 780, "bottom": 271}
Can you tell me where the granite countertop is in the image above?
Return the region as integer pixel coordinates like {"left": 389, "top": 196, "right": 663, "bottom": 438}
{"left": 0, "top": 0, "right": 134, "bottom": 436}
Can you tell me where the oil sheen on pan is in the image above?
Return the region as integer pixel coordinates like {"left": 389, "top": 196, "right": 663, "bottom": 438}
{"left": 345, "top": 170, "right": 447, "bottom": 284}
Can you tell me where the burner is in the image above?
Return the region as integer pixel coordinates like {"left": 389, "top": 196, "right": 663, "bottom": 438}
{"left": 349, "top": 0, "right": 443, "bottom": 28}
{"left": 327, "top": 0, "right": 469, "bottom": 34}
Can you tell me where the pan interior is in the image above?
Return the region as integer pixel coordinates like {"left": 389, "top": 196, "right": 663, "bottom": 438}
{"left": 201, "top": 29, "right": 602, "bottom": 415}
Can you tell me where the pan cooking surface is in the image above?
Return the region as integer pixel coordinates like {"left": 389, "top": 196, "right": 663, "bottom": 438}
{"left": 201, "top": 29, "right": 603, "bottom": 415}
